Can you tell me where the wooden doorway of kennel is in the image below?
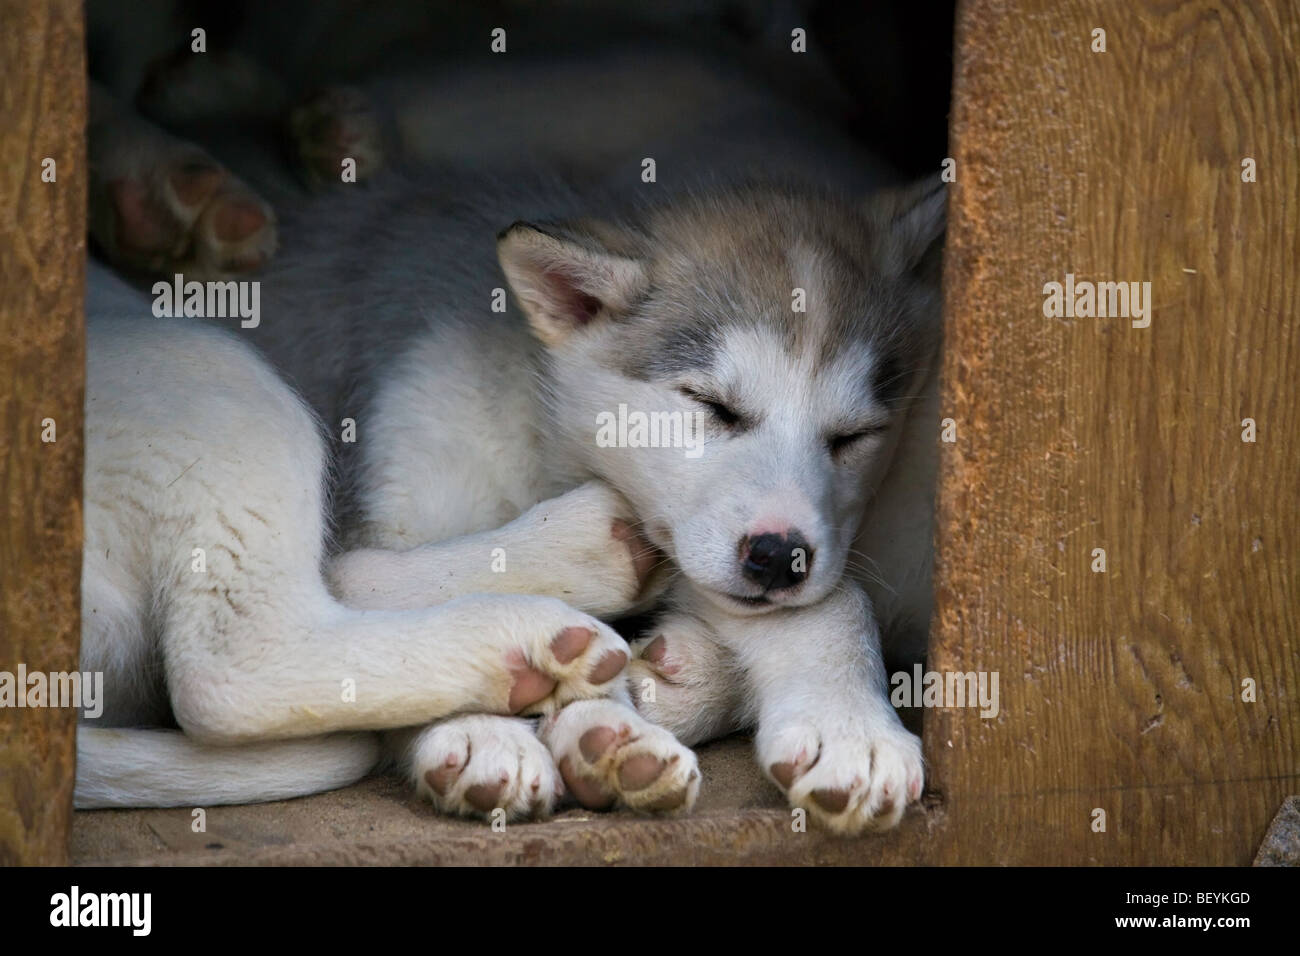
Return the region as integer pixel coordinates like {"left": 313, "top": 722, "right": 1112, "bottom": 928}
{"left": 1, "top": 0, "right": 87, "bottom": 866}
{"left": 1, "top": 0, "right": 1296, "bottom": 865}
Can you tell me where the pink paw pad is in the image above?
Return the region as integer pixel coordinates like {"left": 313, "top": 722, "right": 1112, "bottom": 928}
{"left": 588, "top": 649, "right": 628, "bottom": 684}
{"left": 618, "top": 753, "right": 671, "bottom": 791}
{"left": 506, "top": 650, "right": 557, "bottom": 713}
{"left": 558, "top": 756, "right": 615, "bottom": 810}
{"left": 424, "top": 753, "right": 462, "bottom": 797}
{"left": 550, "top": 626, "right": 594, "bottom": 664}
{"left": 464, "top": 775, "right": 509, "bottom": 813}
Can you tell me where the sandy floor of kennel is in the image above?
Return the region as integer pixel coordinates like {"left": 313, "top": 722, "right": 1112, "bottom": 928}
{"left": 4, "top": 1, "right": 1298, "bottom": 866}
{"left": 70, "top": 736, "right": 946, "bottom": 866}
{"left": 69, "top": 764, "right": 1300, "bottom": 867}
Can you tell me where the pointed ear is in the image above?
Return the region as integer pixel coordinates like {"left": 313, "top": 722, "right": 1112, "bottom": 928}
{"left": 497, "top": 222, "right": 648, "bottom": 347}
{"left": 869, "top": 175, "right": 947, "bottom": 278}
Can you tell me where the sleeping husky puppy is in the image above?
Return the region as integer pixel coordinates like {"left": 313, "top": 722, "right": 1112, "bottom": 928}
{"left": 78, "top": 72, "right": 943, "bottom": 835}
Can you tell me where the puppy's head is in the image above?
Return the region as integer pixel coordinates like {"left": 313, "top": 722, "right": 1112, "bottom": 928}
{"left": 498, "top": 179, "right": 944, "bottom": 615}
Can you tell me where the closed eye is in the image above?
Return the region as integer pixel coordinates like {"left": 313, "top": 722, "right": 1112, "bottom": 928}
{"left": 678, "top": 387, "right": 743, "bottom": 428}
{"left": 828, "top": 425, "right": 888, "bottom": 455}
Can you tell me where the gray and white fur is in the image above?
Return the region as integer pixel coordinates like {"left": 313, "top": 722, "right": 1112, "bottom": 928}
{"left": 78, "top": 43, "right": 942, "bottom": 833}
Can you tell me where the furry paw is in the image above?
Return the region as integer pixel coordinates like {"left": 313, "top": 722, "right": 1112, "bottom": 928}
{"left": 542, "top": 699, "right": 700, "bottom": 814}
{"left": 89, "top": 98, "right": 276, "bottom": 279}
{"left": 289, "top": 86, "right": 384, "bottom": 190}
{"left": 759, "top": 716, "right": 924, "bottom": 834}
{"left": 508, "top": 481, "right": 667, "bottom": 618}
{"left": 453, "top": 595, "right": 631, "bottom": 717}
{"left": 626, "top": 614, "right": 745, "bottom": 746}
{"left": 324, "top": 482, "right": 663, "bottom": 619}
{"left": 410, "top": 716, "right": 560, "bottom": 821}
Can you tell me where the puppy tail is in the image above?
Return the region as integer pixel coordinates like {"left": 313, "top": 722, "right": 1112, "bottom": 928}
{"left": 74, "top": 726, "right": 381, "bottom": 808}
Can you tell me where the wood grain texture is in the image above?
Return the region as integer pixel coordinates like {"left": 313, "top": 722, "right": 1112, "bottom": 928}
{"left": 0, "top": 0, "right": 86, "bottom": 865}
{"left": 71, "top": 744, "right": 951, "bottom": 866}
{"left": 927, "top": 0, "right": 1299, "bottom": 864}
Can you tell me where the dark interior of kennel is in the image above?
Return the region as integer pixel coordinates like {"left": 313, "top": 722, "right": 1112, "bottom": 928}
{"left": 1, "top": 0, "right": 1296, "bottom": 865}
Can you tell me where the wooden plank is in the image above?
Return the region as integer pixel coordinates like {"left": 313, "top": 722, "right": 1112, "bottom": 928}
{"left": 70, "top": 743, "right": 954, "bottom": 866}
{"left": 0, "top": 0, "right": 86, "bottom": 865}
{"left": 927, "top": 0, "right": 1300, "bottom": 864}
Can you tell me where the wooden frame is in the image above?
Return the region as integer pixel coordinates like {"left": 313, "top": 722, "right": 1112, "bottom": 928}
{"left": 0, "top": 0, "right": 86, "bottom": 866}
{"left": 925, "top": 0, "right": 1298, "bottom": 865}
{"left": 2, "top": 0, "right": 1295, "bottom": 865}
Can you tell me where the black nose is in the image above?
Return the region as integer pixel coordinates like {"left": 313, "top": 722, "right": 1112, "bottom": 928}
{"left": 740, "top": 532, "right": 812, "bottom": 591}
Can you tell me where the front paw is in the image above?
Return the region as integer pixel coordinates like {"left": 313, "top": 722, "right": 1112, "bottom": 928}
{"left": 626, "top": 615, "right": 745, "bottom": 746}
{"left": 518, "top": 481, "right": 666, "bottom": 617}
{"left": 446, "top": 595, "right": 631, "bottom": 717}
{"left": 758, "top": 716, "right": 924, "bottom": 835}
{"left": 410, "top": 715, "right": 561, "bottom": 821}
{"left": 541, "top": 699, "right": 700, "bottom": 815}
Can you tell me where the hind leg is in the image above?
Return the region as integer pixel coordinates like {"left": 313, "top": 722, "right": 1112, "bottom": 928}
{"left": 89, "top": 319, "right": 630, "bottom": 750}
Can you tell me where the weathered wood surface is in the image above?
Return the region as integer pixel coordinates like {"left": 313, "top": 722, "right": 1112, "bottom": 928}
{"left": 71, "top": 739, "right": 945, "bottom": 866}
{"left": 927, "top": 0, "right": 1299, "bottom": 864}
{"left": 0, "top": 0, "right": 87, "bottom": 865}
